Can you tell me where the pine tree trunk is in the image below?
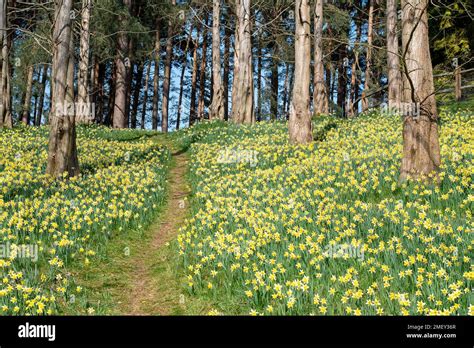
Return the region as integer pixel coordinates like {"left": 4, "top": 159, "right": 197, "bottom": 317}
{"left": 232, "top": 0, "right": 254, "bottom": 124}
{"left": 361, "top": 0, "right": 374, "bottom": 112}
{"left": 209, "top": 0, "right": 225, "bottom": 120}
{"left": 77, "top": 0, "right": 91, "bottom": 123}
{"left": 223, "top": 20, "right": 231, "bottom": 121}
{"left": 151, "top": 18, "right": 161, "bottom": 130}
{"left": 0, "top": 0, "right": 12, "bottom": 128}
{"left": 288, "top": 0, "right": 312, "bottom": 144}
{"left": 141, "top": 60, "right": 151, "bottom": 129}
{"left": 161, "top": 0, "right": 176, "bottom": 133}
{"left": 189, "top": 24, "right": 201, "bottom": 126}
{"left": 270, "top": 44, "right": 279, "bottom": 121}
{"left": 399, "top": 0, "right": 440, "bottom": 181}
{"left": 113, "top": 0, "right": 131, "bottom": 128}
{"left": 313, "top": 0, "right": 328, "bottom": 115}
{"left": 197, "top": 19, "right": 209, "bottom": 122}
{"left": 387, "top": 0, "right": 402, "bottom": 108}
{"left": 130, "top": 62, "right": 143, "bottom": 128}
{"left": 21, "top": 64, "right": 34, "bottom": 125}
{"left": 46, "top": 0, "right": 79, "bottom": 178}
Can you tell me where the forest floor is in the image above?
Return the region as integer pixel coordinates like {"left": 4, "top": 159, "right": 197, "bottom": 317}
{"left": 66, "top": 137, "right": 212, "bottom": 315}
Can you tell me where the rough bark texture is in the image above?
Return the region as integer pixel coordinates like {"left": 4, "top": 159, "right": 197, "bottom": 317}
{"left": 77, "top": 0, "right": 91, "bottom": 123}
{"left": 313, "top": 0, "right": 328, "bottom": 115}
{"left": 189, "top": 24, "right": 201, "bottom": 126}
{"left": 223, "top": 20, "right": 231, "bottom": 121}
{"left": 288, "top": 0, "right": 312, "bottom": 144}
{"left": 209, "top": 0, "right": 225, "bottom": 120}
{"left": 46, "top": 0, "right": 80, "bottom": 178}
{"left": 151, "top": 18, "right": 161, "bottom": 130}
{"left": 21, "top": 64, "right": 34, "bottom": 125}
{"left": 112, "top": 0, "right": 131, "bottom": 128}
{"left": 387, "top": 0, "right": 402, "bottom": 108}
{"left": 399, "top": 0, "right": 440, "bottom": 181}
{"left": 361, "top": 0, "right": 374, "bottom": 112}
{"left": 231, "top": 0, "right": 254, "bottom": 124}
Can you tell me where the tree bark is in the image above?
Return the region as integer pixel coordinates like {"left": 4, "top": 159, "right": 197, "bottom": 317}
{"left": 270, "top": 44, "right": 279, "bottom": 120}
{"left": 176, "top": 28, "right": 192, "bottom": 130}
{"left": 161, "top": 0, "right": 176, "bottom": 133}
{"left": 0, "top": 0, "right": 12, "bottom": 128}
{"left": 209, "top": 0, "right": 225, "bottom": 120}
{"left": 288, "top": 0, "right": 312, "bottom": 144}
{"left": 21, "top": 64, "right": 34, "bottom": 125}
{"left": 141, "top": 60, "right": 151, "bottom": 129}
{"left": 313, "top": 0, "right": 328, "bottom": 115}
{"left": 77, "top": 0, "right": 91, "bottom": 123}
{"left": 223, "top": 19, "right": 231, "bottom": 121}
{"left": 361, "top": 0, "right": 374, "bottom": 112}
{"left": 130, "top": 62, "right": 143, "bottom": 128}
{"left": 112, "top": 0, "right": 132, "bottom": 128}
{"left": 197, "top": 19, "right": 209, "bottom": 122}
{"left": 35, "top": 64, "right": 48, "bottom": 126}
{"left": 151, "top": 18, "right": 161, "bottom": 130}
{"left": 231, "top": 0, "right": 254, "bottom": 124}
{"left": 399, "top": 0, "right": 440, "bottom": 181}
{"left": 46, "top": 0, "right": 79, "bottom": 178}
{"left": 387, "top": 0, "right": 402, "bottom": 108}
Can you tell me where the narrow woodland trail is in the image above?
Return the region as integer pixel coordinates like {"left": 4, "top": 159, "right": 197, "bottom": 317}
{"left": 123, "top": 148, "right": 191, "bottom": 315}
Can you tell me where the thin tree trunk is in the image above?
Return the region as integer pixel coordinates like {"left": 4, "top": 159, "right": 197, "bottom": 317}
{"left": 112, "top": 0, "right": 131, "bottom": 128}
{"left": 21, "top": 64, "right": 34, "bottom": 125}
{"left": 313, "top": 0, "right": 328, "bottom": 115}
{"left": 130, "top": 62, "right": 143, "bottom": 128}
{"left": 0, "top": 0, "right": 12, "bottom": 128}
{"left": 77, "top": 0, "right": 91, "bottom": 123}
{"left": 288, "top": 0, "right": 312, "bottom": 143}
{"left": 209, "top": 0, "right": 225, "bottom": 120}
{"left": 223, "top": 19, "right": 231, "bottom": 121}
{"left": 106, "top": 62, "right": 116, "bottom": 126}
{"left": 361, "top": 0, "right": 374, "bottom": 112}
{"left": 232, "top": 0, "right": 254, "bottom": 124}
{"left": 197, "top": 19, "right": 209, "bottom": 121}
{"left": 46, "top": 0, "right": 79, "bottom": 178}
{"left": 399, "top": 0, "right": 440, "bottom": 181}
{"left": 176, "top": 28, "right": 192, "bottom": 130}
{"left": 36, "top": 64, "right": 48, "bottom": 126}
{"left": 189, "top": 24, "right": 201, "bottom": 126}
{"left": 282, "top": 62, "right": 290, "bottom": 120}
{"left": 141, "top": 60, "right": 151, "bottom": 129}
{"left": 161, "top": 0, "right": 176, "bottom": 133}
{"left": 151, "top": 18, "right": 161, "bottom": 130}
{"left": 387, "top": 0, "right": 402, "bottom": 108}
{"left": 256, "top": 36, "right": 262, "bottom": 121}
{"left": 270, "top": 45, "right": 279, "bottom": 120}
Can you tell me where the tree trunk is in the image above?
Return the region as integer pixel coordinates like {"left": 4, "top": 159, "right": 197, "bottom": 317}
{"left": 0, "top": 0, "right": 12, "bottom": 128}
{"left": 189, "top": 24, "right": 201, "bottom": 126}
{"left": 288, "top": 0, "right": 312, "bottom": 144}
{"left": 387, "top": 0, "right": 402, "bottom": 108}
{"left": 231, "top": 0, "right": 254, "bottom": 124}
{"left": 46, "top": 0, "right": 79, "bottom": 178}
{"left": 209, "top": 0, "right": 225, "bottom": 120}
{"left": 151, "top": 18, "right": 161, "bottom": 130}
{"left": 77, "top": 0, "right": 91, "bottom": 123}
{"left": 223, "top": 19, "right": 231, "bottom": 121}
{"left": 399, "top": 0, "right": 440, "bottom": 181}
{"left": 270, "top": 44, "right": 279, "bottom": 120}
{"left": 176, "top": 28, "right": 192, "bottom": 130}
{"left": 161, "top": 0, "right": 176, "bottom": 133}
{"left": 112, "top": 0, "right": 131, "bottom": 128}
{"left": 141, "top": 60, "right": 151, "bottom": 129}
{"left": 361, "top": 0, "right": 374, "bottom": 112}
{"left": 313, "top": 0, "right": 328, "bottom": 115}
{"left": 130, "top": 62, "right": 143, "bottom": 128}
{"left": 21, "top": 65, "right": 34, "bottom": 125}
{"left": 35, "top": 64, "right": 48, "bottom": 126}
{"left": 256, "top": 35, "right": 262, "bottom": 121}
{"left": 197, "top": 19, "right": 209, "bottom": 122}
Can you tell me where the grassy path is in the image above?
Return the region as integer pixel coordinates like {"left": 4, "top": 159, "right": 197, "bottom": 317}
{"left": 68, "top": 138, "right": 211, "bottom": 315}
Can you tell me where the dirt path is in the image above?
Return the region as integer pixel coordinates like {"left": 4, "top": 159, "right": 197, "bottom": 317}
{"left": 124, "top": 148, "right": 191, "bottom": 315}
